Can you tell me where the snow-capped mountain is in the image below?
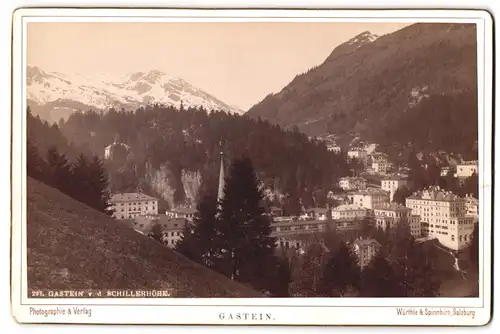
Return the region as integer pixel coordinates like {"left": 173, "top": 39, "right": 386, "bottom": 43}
{"left": 27, "top": 66, "right": 244, "bottom": 123}
{"left": 345, "top": 31, "right": 379, "bottom": 49}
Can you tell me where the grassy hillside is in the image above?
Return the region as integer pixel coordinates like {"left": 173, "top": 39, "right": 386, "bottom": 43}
{"left": 27, "top": 177, "right": 262, "bottom": 297}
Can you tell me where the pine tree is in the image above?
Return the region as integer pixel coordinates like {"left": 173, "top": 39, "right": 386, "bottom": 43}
{"left": 175, "top": 190, "right": 219, "bottom": 267}
{"left": 360, "top": 250, "right": 401, "bottom": 297}
{"left": 71, "top": 153, "right": 92, "bottom": 205}
{"left": 463, "top": 172, "right": 479, "bottom": 199}
{"left": 217, "top": 156, "right": 276, "bottom": 291}
{"left": 469, "top": 223, "right": 479, "bottom": 269}
{"left": 392, "top": 186, "right": 413, "bottom": 205}
{"left": 45, "top": 146, "right": 72, "bottom": 195}
{"left": 148, "top": 223, "right": 165, "bottom": 244}
{"left": 27, "top": 140, "right": 47, "bottom": 181}
{"left": 323, "top": 241, "right": 361, "bottom": 297}
{"left": 268, "top": 256, "right": 292, "bottom": 297}
{"left": 398, "top": 244, "right": 442, "bottom": 297}
{"left": 289, "top": 241, "right": 328, "bottom": 297}
{"left": 387, "top": 225, "right": 441, "bottom": 297}
{"left": 88, "top": 156, "right": 110, "bottom": 213}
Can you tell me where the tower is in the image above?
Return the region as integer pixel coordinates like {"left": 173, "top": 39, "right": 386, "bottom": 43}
{"left": 217, "top": 151, "right": 225, "bottom": 207}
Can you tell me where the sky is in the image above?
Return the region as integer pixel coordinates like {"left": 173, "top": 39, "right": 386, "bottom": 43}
{"left": 27, "top": 22, "right": 411, "bottom": 110}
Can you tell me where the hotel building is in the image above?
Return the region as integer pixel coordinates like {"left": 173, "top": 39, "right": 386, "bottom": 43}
{"left": 373, "top": 203, "right": 421, "bottom": 238}
{"left": 347, "top": 188, "right": 390, "bottom": 209}
{"left": 109, "top": 192, "right": 159, "bottom": 220}
{"left": 331, "top": 204, "right": 371, "bottom": 220}
{"left": 405, "top": 186, "right": 476, "bottom": 250}
{"left": 338, "top": 177, "right": 367, "bottom": 191}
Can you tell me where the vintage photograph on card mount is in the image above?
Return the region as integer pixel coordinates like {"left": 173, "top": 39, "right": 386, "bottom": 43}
{"left": 11, "top": 8, "right": 492, "bottom": 325}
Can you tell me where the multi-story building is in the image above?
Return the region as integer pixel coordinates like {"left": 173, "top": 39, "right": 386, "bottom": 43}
{"left": 406, "top": 186, "right": 476, "bottom": 251}
{"left": 347, "top": 148, "right": 367, "bottom": 161}
{"left": 159, "top": 217, "right": 187, "bottom": 248}
{"left": 381, "top": 176, "right": 412, "bottom": 202}
{"left": 373, "top": 203, "right": 421, "bottom": 238}
{"left": 372, "top": 161, "right": 393, "bottom": 174}
{"left": 271, "top": 217, "right": 327, "bottom": 237}
{"left": 347, "top": 188, "right": 390, "bottom": 209}
{"left": 109, "top": 193, "right": 159, "bottom": 220}
{"left": 338, "top": 177, "right": 367, "bottom": 191}
{"left": 165, "top": 207, "right": 197, "bottom": 222}
{"left": 455, "top": 160, "right": 478, "bottom": 178}
{"left": 353, "top": 238, "right": 381, "bottom": 268}
{"left": 370, "top": 152, "right": 392, "bottom": 174}
{"left": 331, "top": 204, "right": 371, "bottom": 220}
{"left": 440, "top": 166, "right": 451, "bottom": 177}
{"left": 131, "top": 215, "right": 187, "bottom": 248}
{"left": 464, "top": 194, "right": 479, "bottom": 218}
{"left": 327, "top": 144, "right": 342, "bottom": 154}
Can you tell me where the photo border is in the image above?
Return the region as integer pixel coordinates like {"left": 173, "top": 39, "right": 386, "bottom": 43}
{"left": 10, "top": 8, "right": 494, "bottom": 326}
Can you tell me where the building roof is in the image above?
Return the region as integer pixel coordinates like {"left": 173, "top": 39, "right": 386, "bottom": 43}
{"left": 464, "top": 195, "right": 478, "bottom": 204}
{"left": 271, "top": 218, "right": 323, "bottom": 227}
{"left": 109, "top": 192, "right": 158, "bottom": 203}
{"left": 153, "top": 216, "right": 187, "bottom": 231}
{"left": 457, "top": 160, "right": 478, "bottom": 166}
{"left": 347, "top": 188, "right": 390, "bottom": 196}
{"left": 381, "top": 175, "right": 408, "bottom": 182}
{"left": 373, "top": 202, "right": 410, "bottom": 211}
{"left": 170, "top": 207, "right": 197, "bottom": 215}
{"left": 406, "top": 186, "right": 463, "bottom": 202}
{"left": 339, "top": 176, "right": 367, "bottom": 182}
{"left": 333, "top": 204, "right": 366, "bottom": 212}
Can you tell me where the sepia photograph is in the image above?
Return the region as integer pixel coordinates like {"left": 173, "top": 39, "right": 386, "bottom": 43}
{"left": 11, "top": 8, "right": 492, "bottom": 326}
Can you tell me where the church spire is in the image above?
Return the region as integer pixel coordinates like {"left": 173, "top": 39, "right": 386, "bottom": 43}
{"left": 217, "top": 151, "right": 225, "bottom": 206}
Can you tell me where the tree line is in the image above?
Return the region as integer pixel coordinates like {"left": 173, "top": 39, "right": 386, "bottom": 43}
{"left": 55, "top": 104, "right": 355, "bottom": 212}
{"left": 27, "top": 108, "right": 110, "bottom": 214}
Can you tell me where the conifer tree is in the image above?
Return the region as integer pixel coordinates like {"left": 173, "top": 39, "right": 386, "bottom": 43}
{"left": 176, "top": 190, "right": 219, "bottom": 267}
{"left": 71, "top": 153, "right": 92, "bottom": 205}
{"left": 386, "top": 224, "right": 441, "bottom": 297}
{"left": 88, "top": 155, "right": 111, "bottom": 213}
{"left": 290, "top": 241, "right": 328, "bottom": 297}
{"left": 148, "top": 223, "right": 165, "bottom": 244}
{"left": 45, "top": 146, "right": 72, "bottom": 195}
{"left": 323, "top": 241, "right": 361, "bottom": 297}
{"left": 217, "top": 156, "right": 276, "bottom": 291}
{"left": 360, "top": 250, "right": 401, "bottom": 297}
{"left": 27, "top": 140, "right": 47, "bottom": 181}
{"left": 469, "top": 223, "right": 479, "bottom": 269}
{"left": 392, "top": 186, "right": 413, "bottom": 205}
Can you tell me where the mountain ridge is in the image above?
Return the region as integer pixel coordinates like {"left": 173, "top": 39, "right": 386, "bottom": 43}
{"left": 246, "top": 23, "right": 477, "bottom": 146}
{"left": 27, "top": 66, "right": 244, "bottom": 123}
